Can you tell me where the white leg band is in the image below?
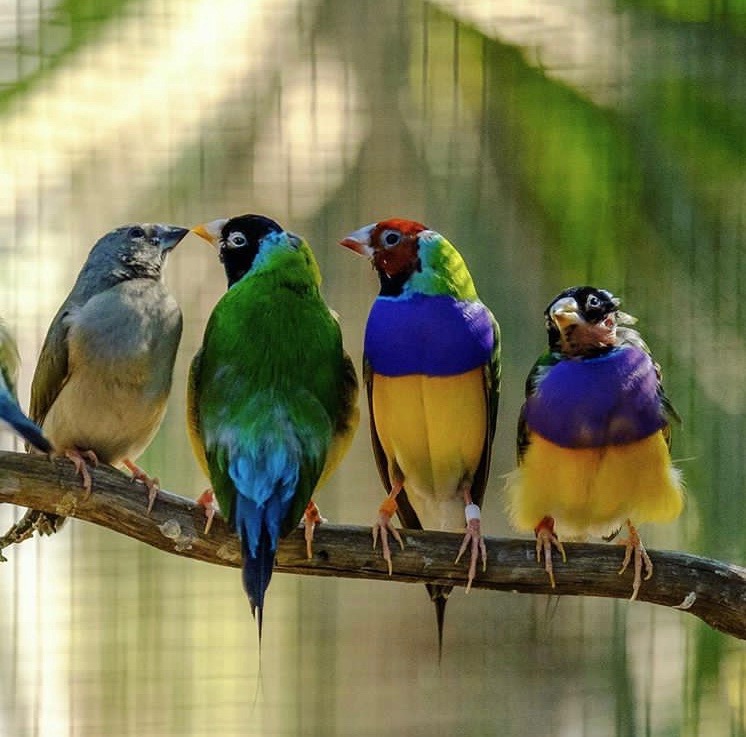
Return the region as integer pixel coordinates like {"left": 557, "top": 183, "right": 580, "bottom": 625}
{"left": 465, "top": 503, "right": 481, "bottom": 523}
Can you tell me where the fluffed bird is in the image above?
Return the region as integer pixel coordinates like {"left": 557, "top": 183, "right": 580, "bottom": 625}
{"left": 0, "top": 320, "right": 52, "bottom": 453}
{"left": 341, "top": 218, "right": 500, "bottom": 655}
{"left": 505, "top": 286, "right": 684, "bottom": 599}
{"left": 0, "top": 223, "right": 188, "bottom": 550}
{"left": 189, "top": 214, "right": 359, "bottom": 639}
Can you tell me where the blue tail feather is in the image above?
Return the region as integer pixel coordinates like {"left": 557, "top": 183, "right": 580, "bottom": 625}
{"left": 239, "top": 522, "right": 275, "bottom": 641}
{"left": 0, "top": 391, "right": 52, "bottom": 453}
{"left": 235, "top": 490, "right": 285, "bottom": 640}
{"left": 225, "top": 421, "right": 308, "bottom": 638}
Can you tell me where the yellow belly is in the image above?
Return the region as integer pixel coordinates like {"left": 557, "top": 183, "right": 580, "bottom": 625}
{"left": 506, "top": 431, "right": 684, "bottom": 538}
{"left": 372, "top": 369, "right": 486, "bottom": 530}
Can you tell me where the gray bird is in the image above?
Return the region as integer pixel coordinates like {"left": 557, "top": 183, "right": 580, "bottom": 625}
{"left": 0, "top": 222, "right": 188, "bottom": 550}
{"left": 0, "top": 320, "right": 52, "bottom": 454}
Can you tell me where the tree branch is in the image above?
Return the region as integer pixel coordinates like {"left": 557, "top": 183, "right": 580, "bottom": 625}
{"left": 0, "top": 451, "right": 744, "bottom": 639}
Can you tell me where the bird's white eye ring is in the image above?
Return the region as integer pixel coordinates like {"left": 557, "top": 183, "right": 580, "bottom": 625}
{"left": 226, "top": 231, "right": 248, "bottom": 249}
{"left": 381, "top": 229, "right": 401, "bottom": 248}
{"left": 586, "top": 294, "right": 601, "bottom": 309}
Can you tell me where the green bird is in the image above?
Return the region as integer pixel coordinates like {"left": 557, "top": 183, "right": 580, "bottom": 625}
{"left": 0, "top": 223, "right": 188, "bottom": 553}
{"left": 189, "top": 214, "right": 359, "bottom": 638}
{"left": 0, "top": 319, "right": 51, "bottom": 453}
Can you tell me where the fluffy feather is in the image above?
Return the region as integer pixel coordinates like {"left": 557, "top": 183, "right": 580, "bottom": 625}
{"left": 505, "top": 285, "right": 683, "bottom": 597}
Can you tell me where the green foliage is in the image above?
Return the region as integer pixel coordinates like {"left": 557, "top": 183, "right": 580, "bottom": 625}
{"left": 412, "top": 7, "right": 644, "bottom": 286}
{"left": 645, "top": 78, "right": 746, "bottom": 213}
{"left": 0, "top": 0, "right": 134, "bottom": 110}
{"left": 621, "top": 0, "right": 746, "bottom": 33}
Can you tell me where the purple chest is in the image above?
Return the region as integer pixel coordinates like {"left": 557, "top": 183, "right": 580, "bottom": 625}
{"left": 524, "top": 346, "right": 666, "bottom": 448}
{"left": 364, "top": 294, "right": 495, "bottom": 377}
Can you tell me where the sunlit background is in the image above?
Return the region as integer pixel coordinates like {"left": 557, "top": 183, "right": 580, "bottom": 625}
{"left": 1, "top": 0, "right": 745, "bottom": 734}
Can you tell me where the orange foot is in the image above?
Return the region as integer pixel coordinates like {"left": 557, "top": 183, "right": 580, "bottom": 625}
{"left": 535, "top": 516, "right": 566, "bottom": 588}
{"left": 62, "top": 449, "right": 99, "bottom": 498}
{"left": 301, "top": 500, "right": 327, "bottom": 559}
{"left": 372, "top": 494, "right": 403, "bottom": 576}
{"left": 196, "top": 489, "right": 219, "bottom": 534}
{"left": 455, "top": 504, "right": 487, "bottom": 593}
{"left": 618, "top": 520, "right": 652, "bottom": 601}
{"left": 123, "top": 458, "right": 160, "bottom": 514}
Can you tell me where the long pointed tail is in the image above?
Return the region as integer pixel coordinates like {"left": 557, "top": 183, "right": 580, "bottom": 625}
{"left": 0, "top": 393, "right": 51, "bottom": 453}
{"left": 240, "top": 523, "right": 275, "bottom": 644}
{"left": 426, "top": 584, "right": 452, "bottom": 663}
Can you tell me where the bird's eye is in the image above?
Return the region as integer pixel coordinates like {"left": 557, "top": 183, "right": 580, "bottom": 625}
{"left": 586, "top": 294, "right": 601, "bottom": 310}
{"left": 129, "top": 226, "right": 146, "bottom": 240}
{"left": 381, "top": 230, "right": 401, "bottom": 247}
{"left": 227, "top": 232, "right": 248, "bottom": 248}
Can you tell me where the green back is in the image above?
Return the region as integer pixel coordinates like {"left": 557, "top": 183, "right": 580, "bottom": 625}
{"left": 195, "top": 241, "right": 348, "bottom": 533}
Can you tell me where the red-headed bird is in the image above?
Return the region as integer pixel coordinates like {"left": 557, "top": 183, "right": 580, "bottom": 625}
{"left": 506, "top": 286, "right": 684, "bottom": 599}
{"left": 341, "top": 218, "right": 500, "bottom": 654}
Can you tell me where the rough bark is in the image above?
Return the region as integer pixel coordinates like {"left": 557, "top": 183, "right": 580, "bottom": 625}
{"left": 1, "top": 451, "right": 744, "bottom": 639}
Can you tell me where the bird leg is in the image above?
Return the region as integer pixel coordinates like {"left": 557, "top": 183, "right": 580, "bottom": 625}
{"left": 617, "top": 519, "right": 653, "bottom": 601}
{"left": 123, "top": 458, "right": 160, "bottom": 514}
{"left": 372, "top": 479, "right": 404, "bottom": 575}
{"left": 196, "top": 489, "right": 219, "bottom": 535}
{"left": 301, "top": 500, "right": 327, "bottom": 559}
{"left": 455, "top": 485, "right": 487, "bottom": 593}
{"left": 534, "top": 516, "right": 566, "bottom": 588}
{"left": 61, "top": 449, "right": 98, "bottom": 498}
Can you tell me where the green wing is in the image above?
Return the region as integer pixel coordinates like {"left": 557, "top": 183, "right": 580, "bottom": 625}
{"left": 279, "top": 318, "right": 357, "bottom": 537}
{"left": 517, "top": 350, "right": 561, "bottom": 464}
{"left": 317, "top": 349, "right": 359, "bottom": 488}
{"left": 197, "top": 279, "right": 354, "bottom": 538}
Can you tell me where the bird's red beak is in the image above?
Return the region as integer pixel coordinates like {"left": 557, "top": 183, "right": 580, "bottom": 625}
{"left": 340, "top": 223, "right": 376, "bottom": 257}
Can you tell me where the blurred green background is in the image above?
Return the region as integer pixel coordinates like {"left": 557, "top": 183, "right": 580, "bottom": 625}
{"left": 1, "top": 0, "right": 745, "bottom": 734}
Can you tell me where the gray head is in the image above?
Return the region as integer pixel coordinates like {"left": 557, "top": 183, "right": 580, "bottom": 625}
{"left": 74, "top": 223, "right": 189, "bottom": 297}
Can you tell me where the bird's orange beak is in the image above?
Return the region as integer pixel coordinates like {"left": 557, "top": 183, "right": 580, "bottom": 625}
{"left": 340, "top": 223, "right": 376, "bottom": 257}
{"left": 191, "top": 218, "right": 228, "bottom": 248}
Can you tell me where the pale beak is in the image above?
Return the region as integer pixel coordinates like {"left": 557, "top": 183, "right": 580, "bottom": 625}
{"left": 339, "top": 223, "right": 376, "bottom": 256}
{"left": 191, "top": 218, "right": 228, "bottom": 248}
{"left": 549, "top": 296, "right": 581, "bottom": 328}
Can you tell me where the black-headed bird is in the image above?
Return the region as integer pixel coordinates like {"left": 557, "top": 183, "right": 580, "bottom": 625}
{"left": 505, "top": 286, "right": 684, "bottom": 599}
{"left": 189, "top": 214, "right": 359, "bottom": 640}
{"left": 341, "top": 218, "right": 500, "bottom": 655}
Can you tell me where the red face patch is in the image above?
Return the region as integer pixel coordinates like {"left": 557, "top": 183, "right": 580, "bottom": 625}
{"left": 372, "top": 238, "right": 419, "bottom": 277}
